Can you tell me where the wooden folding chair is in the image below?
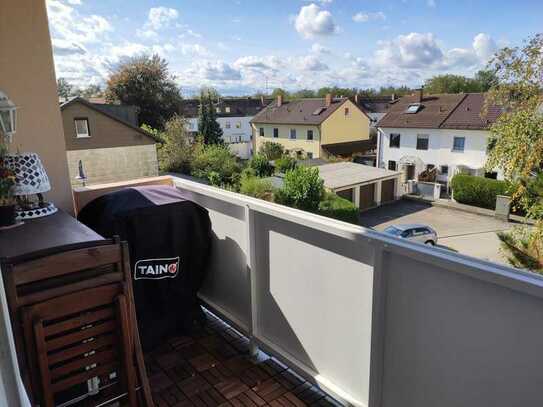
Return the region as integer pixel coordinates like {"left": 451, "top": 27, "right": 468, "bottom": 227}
{"left": 1, "top": 237, "right": 153, "bottom": 406}
{"left": 22, "top": 284, "right": 137, "bottom": 407}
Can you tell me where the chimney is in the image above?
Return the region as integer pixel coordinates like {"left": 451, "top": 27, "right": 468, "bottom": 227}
{"left": 325, "top": 93, "right": 332, "bottom": 107}
{"left": 260, "top": 95, "right": 265, "bottom": 106}
{"left": 354, "top": 93, "right": 359, "bottom": 105}
{"left": 277, "top": 94, "right": 283, "bottom": 107}
{"left": 417, "top": 87, "right": 423, "bottom": 103}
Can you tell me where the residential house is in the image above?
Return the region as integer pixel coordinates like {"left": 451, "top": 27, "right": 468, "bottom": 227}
{"left": 179, "top": 97, "right": 272, "bottom": 159}
{"left": 377, "top": 90, "right": 502, "bottom": 190}
{"left": 353, "top": 94, "right": 398, "bottom": 127}
{"left": 251, "top": 94, "right": 373, "bottom": 160}
{"left": 60, "top": 97, "right": 159, "bottom": 186}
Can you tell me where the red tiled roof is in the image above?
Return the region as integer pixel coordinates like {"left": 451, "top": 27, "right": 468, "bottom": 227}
{"left": 377, "top": 93, "right": 501, "bottom": 130}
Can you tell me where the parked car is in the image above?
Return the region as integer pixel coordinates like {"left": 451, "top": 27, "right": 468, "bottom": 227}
{"left": 383, "top": 224, "right": 438, "bottom": 245}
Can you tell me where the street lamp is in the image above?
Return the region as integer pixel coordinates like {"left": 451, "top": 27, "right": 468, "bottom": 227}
{"left": 0, "top": 90, "right": 17, "bottom": 142}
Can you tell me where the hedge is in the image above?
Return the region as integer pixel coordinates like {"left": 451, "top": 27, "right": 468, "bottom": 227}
{"left": 450, "top": 174, "right": 510, "bottom": 210}
{"left": 317, "top": 192, "right": 359, "bottom": 224}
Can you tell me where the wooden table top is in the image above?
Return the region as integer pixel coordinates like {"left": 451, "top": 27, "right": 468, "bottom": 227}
{"left": 0, "top": 210, "right": 104, "bottom": 261}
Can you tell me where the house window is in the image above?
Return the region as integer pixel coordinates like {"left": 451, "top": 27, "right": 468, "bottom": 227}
{"left": 273, "top": 128, "right": 279, "bottom": 138}
{"left": 236, "top": 121, "right": 241, "bottom": 129}
{"left": 225, "top": 106, "right": 231, "bottom": 113}
{"left": 74, "top": 118, "right": 90, "bottom": 138}
{"left": 216, "top": 107, "right": 221, "bottom": 113}
{"left": 225, "top": 121, "right": 231, "bottom": 129}
{"left": 485, "top": 171, "right": 498, "bottom": 179}
{"left": 416, "top": 134, "right": 429, "bottom": 150}
{"left": 344, "top": 107, "right": 350, "bottom": 116}
{"left": 452, "top": 136, "right": 465, "bottom": 152}
{"left": 290, "top": 129, "right": 297, "bottom": 139}
{"left": 259, "top": 127, "right": 264, "bottom": 137}
{"left": 426, "top": 164, "right": 435, "bottom": 170}
{"left": 440, "top": 165, "right": 449, "bottom": 175}
{"left": 388, "top": 160, "right": 397, "bottom": 171}
{"left": 389, "top": 133, "right": 400, "bottom": 148}
{"left": 307, "top": 130, "right": 313, "bottom": 140}
{"left": 307, "top": 152, "right": 313, "bottom": 159}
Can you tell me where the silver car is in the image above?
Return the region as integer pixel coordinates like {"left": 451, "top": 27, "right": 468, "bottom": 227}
{"left": 383, "top": 224, "right": 438, "bottom": 246}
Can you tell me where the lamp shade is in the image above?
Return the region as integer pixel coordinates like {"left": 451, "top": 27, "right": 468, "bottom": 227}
{"left": 4, "top": 153, "right": 51, "bottom": 195}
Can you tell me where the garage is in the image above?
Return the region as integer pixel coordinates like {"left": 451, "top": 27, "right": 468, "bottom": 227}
{"left": 337, "top": 188, "right": 354, "bottom": 203}
{"left": 359, "top": 184, "right": 375, "bottom": 210}
{"left": 381, "top": 179, "right": 396, "bottom": 203}
{"left": 316, "top": 162, "right": 402, "bottom": 211}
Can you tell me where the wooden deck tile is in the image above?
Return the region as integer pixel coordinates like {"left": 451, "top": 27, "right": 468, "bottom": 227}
{"left": 189, "top": 352, "right": 220, "bottom": 372}
{"left": 292, "top": 383, "right": 325, "bottom": 404}
{"left": 200, "top": 364, "right": 234, "bottom": 385}
{"left": 215, "top": 379, "right": 250, "bottom": 399}
{"left": 269, "top": 391, "right": 307, "bottom": 407}
{"left": 252, "top": 378, "right": 288, "bottom": 402}
{"left": 229, "top": 389, "right": 267, "bottom": 407}
{"left": 239, "top": 365, "right": 271, "bottom": 388}
{"left": 178, "top": 374, "right": 212, "bottom": 398}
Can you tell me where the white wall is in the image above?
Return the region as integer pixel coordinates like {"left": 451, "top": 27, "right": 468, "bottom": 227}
{"left": 378, "top": 127, "right": 502, "bottom": 181}
{"left": 186, "top": 116, "right": 253, "bottom": 143}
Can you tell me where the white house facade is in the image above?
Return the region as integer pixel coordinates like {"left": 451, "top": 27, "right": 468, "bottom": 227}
{"left": 377, "top": 92, "right": 502, "bottom": 188}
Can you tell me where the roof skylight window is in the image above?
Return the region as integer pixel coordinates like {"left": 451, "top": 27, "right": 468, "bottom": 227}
{"left": 405, "top": 103, "right": 422, "bottom": 114}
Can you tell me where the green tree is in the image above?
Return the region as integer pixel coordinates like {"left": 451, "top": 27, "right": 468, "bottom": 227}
{"left": 153, "top": 115, "right": 193, "bottom": 173}
{"left": 276, "top": 166, "right": 324, "bottom": 211}
{"left": 474, "top": 69, "right": 499, "bottom": 92}
{"left": 377, "top": 85, "right": 411, "bottom": 96}
{"left": 105, "top": 54, "right": 182, "bottom": 129}
{"left": 57, "top": 78, "right": 74, "bottom": 99}
{"left": 291, "top": 89, "right": 316, "bottom": 98}
{"left": 198, "top": 90, "right": 223, "bottom": 144}
{"left": 249, "top": 154, "right": 274, "bottom": 177}
{"left": 81, "top": 84, "right": 103, "bottom": 99}
{"left": 259, "top": 141, "right": 284, "bottom": 160}
{"left": 271, "top": 88, "right": 290, "bottom": 100}
{"left": 191, "top": 143, "right": 240, "bottom": 186}
{"left": 424, "top": 74, "right": 480, "bottom": 94}
{"left": 239, "top": 173, "right": 275, "bottom": 201}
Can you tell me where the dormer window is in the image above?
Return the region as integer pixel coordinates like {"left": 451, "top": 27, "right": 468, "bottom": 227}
{"left": 405, "top": 103, "right": 422, "bottom": 114}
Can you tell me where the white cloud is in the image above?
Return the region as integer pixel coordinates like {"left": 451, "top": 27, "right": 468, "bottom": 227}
{"left": 353, "top": 11, "right": 386, "bottom": 23}
{"left": 109, "top": 42, "right": 148, "bottom": 59}
{"left": 311, "top": 43, "right": 331, "bottom": 55}
{"left": 66, "top": 0, "right": 82, "bottom": 4}
{"left": 198, "top": 61, "right": 242, "bottom": 81}
{"left": 427, "top": 0, "right": 436, "bottom": 7}
{"left": 294, "top": 4, "right": 338, "bottom": 39}
{"left": 52, "top": 38, "right": 87, "bottom": 56}
{"left": 146, "top": 7, "right": 179, "bottom": 30}
{"left": 234, "top": 56, "right": 283, "bottom": 71}
{"left": 472, "top": 33, "right": 498, "bottom": 62}
{"left": 179, "top": 44, "right": 211, "bottom": 58}
{"left": 299, "top": 55, "right": 329, "bottom": 71}
{"left": 375, "top": 32, "right": 444, "bottom": 68}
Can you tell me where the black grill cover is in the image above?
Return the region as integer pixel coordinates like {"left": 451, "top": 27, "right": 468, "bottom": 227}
{"left": 77, "top": 185, "right": 212, "bottom": 350}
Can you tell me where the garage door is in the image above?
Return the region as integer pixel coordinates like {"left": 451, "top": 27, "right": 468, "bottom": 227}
{"left": 336, "top": 188, "right": 354, "bottom": 203}
{"left": 381, "top": 179, "right": 396, "bottom": 203}
{"left": 359, "top": 184, "right": 375, "bottom": 210}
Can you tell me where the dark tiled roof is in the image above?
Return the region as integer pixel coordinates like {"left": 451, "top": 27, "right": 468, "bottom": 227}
{"left": 441, "top": 93, "right": 502, "bottom": 130}
{"left": 179, "top": 97, "right": 273, "bottom": 118}
{"left": 353, "top": 96, "right": 397, "bottom": 114}
{"left": 378, "top": 93, "right": 501, "bottom": 130}
{"left": 251, "top": 98, "right": 350, "bottom": 125}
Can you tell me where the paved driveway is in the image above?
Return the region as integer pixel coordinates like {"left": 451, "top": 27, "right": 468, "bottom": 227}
{"left": 359, "top": 200, "right": 516, "bottom": 265}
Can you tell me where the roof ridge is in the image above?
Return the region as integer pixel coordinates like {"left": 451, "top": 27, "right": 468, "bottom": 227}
{"left": 436, "top": 93, "right": 468, "bottom": 129}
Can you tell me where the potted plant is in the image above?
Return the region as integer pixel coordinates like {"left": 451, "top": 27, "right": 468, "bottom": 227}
{"left": 0, "top": 142, "right": 16, "bottom": 227}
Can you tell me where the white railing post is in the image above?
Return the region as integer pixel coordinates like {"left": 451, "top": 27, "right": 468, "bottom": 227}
{"left": 368, "top": 243, "right": 388, "bottom": 407}
{"left": 245, "top": 205, "right": 260, "bottom": 358}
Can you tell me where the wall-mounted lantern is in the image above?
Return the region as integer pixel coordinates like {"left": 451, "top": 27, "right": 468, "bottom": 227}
{"left": 0, "top": 90, "right": 17, "bottom": 142}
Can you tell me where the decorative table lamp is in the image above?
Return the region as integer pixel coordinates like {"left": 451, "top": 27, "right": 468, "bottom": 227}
{"left": 4, "top": 153, "right": 57, "bottom": 220}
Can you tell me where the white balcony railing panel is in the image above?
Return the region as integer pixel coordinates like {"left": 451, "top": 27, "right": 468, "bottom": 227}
{"left": 172, "top": 176, "right": 543, "bottom": 407}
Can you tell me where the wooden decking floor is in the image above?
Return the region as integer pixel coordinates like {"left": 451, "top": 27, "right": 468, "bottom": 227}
{"left": 145, "top": 309, "right": 343, "bottom": 407}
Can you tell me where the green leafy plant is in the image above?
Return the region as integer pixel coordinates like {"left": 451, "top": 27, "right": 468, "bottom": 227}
{"left": 317, "top": 192, "right": 359, "bottom": 224}
{"left": 239, "top": 174, "right": 275, "bottom": 201}
{"left": 274, "top": 155, "right": 297, "bottom": 173}
{"left": 276, "top": 166, "right": 324, "bottom": 211}
{"left": 259, "top": 142, "right": 284, "bottom": 161}
{"left": 498, "top": 222, "right": 543, "bottom": 273}
{"left": 198, "top": 89, "right": 224, "bottom": 145}
{"left": 0, "top": 143, "right": 16, "bottom": 206}
{"left": 249, "top": 154, "right": 274, "bottom": 177}
{"left": 451, "top": 174, "right": 510, "bottom": 210}
{"left": 191, "top": 143, "right": 241, "bottom": 187}
{"left": 153, "top": 116, "right": 194, "bottom": 173}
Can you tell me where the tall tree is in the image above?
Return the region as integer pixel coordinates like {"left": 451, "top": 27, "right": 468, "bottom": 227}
{"left": 57, "top": 78, "right": 74, "bottom": 99}
{"left": 105, "top": 54, "right": 182, "bottom": 129}
{"left": 198, "top": 90, "right": 223, "bottom": 144}
{"left": 424, "top": 74, "right": 481, "bottom": 94}
{"left": 474, "top": 69, "right": 499, "bottom": 92}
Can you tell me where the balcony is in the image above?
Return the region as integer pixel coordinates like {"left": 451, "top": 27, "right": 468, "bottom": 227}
{"left": 3, "top": 176, "right": 543, "bottom": 407}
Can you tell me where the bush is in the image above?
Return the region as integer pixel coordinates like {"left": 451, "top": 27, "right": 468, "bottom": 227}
{"left": 451, "top": 174, "right": 510, "bottom": 209}
{"left": 239, "top": 174, "right": 275, "bottom": 201}
{"left": 249, "top": 154, "right": 274, "bottom": 177}
{"left": 151, "top": 116, "right": 193, "bottom": 173}
{"left": 276, "top": 166, "right": 324, "bottom": 211}
{"left": 191, "top": 143, "right": 241, "bottom": 187}
{"left": 259, "top": 141, "right": 284, "bottom": 160}
{"left": 274, "top": 155, "right": 297, "bottom": 173}
{"left": 317, "top": 192, "right": 359, "bottom": 224}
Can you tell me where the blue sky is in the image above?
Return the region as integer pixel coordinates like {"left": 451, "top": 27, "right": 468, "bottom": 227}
{"left": 47, "top": 0, "right": 542, "bottom": 96}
